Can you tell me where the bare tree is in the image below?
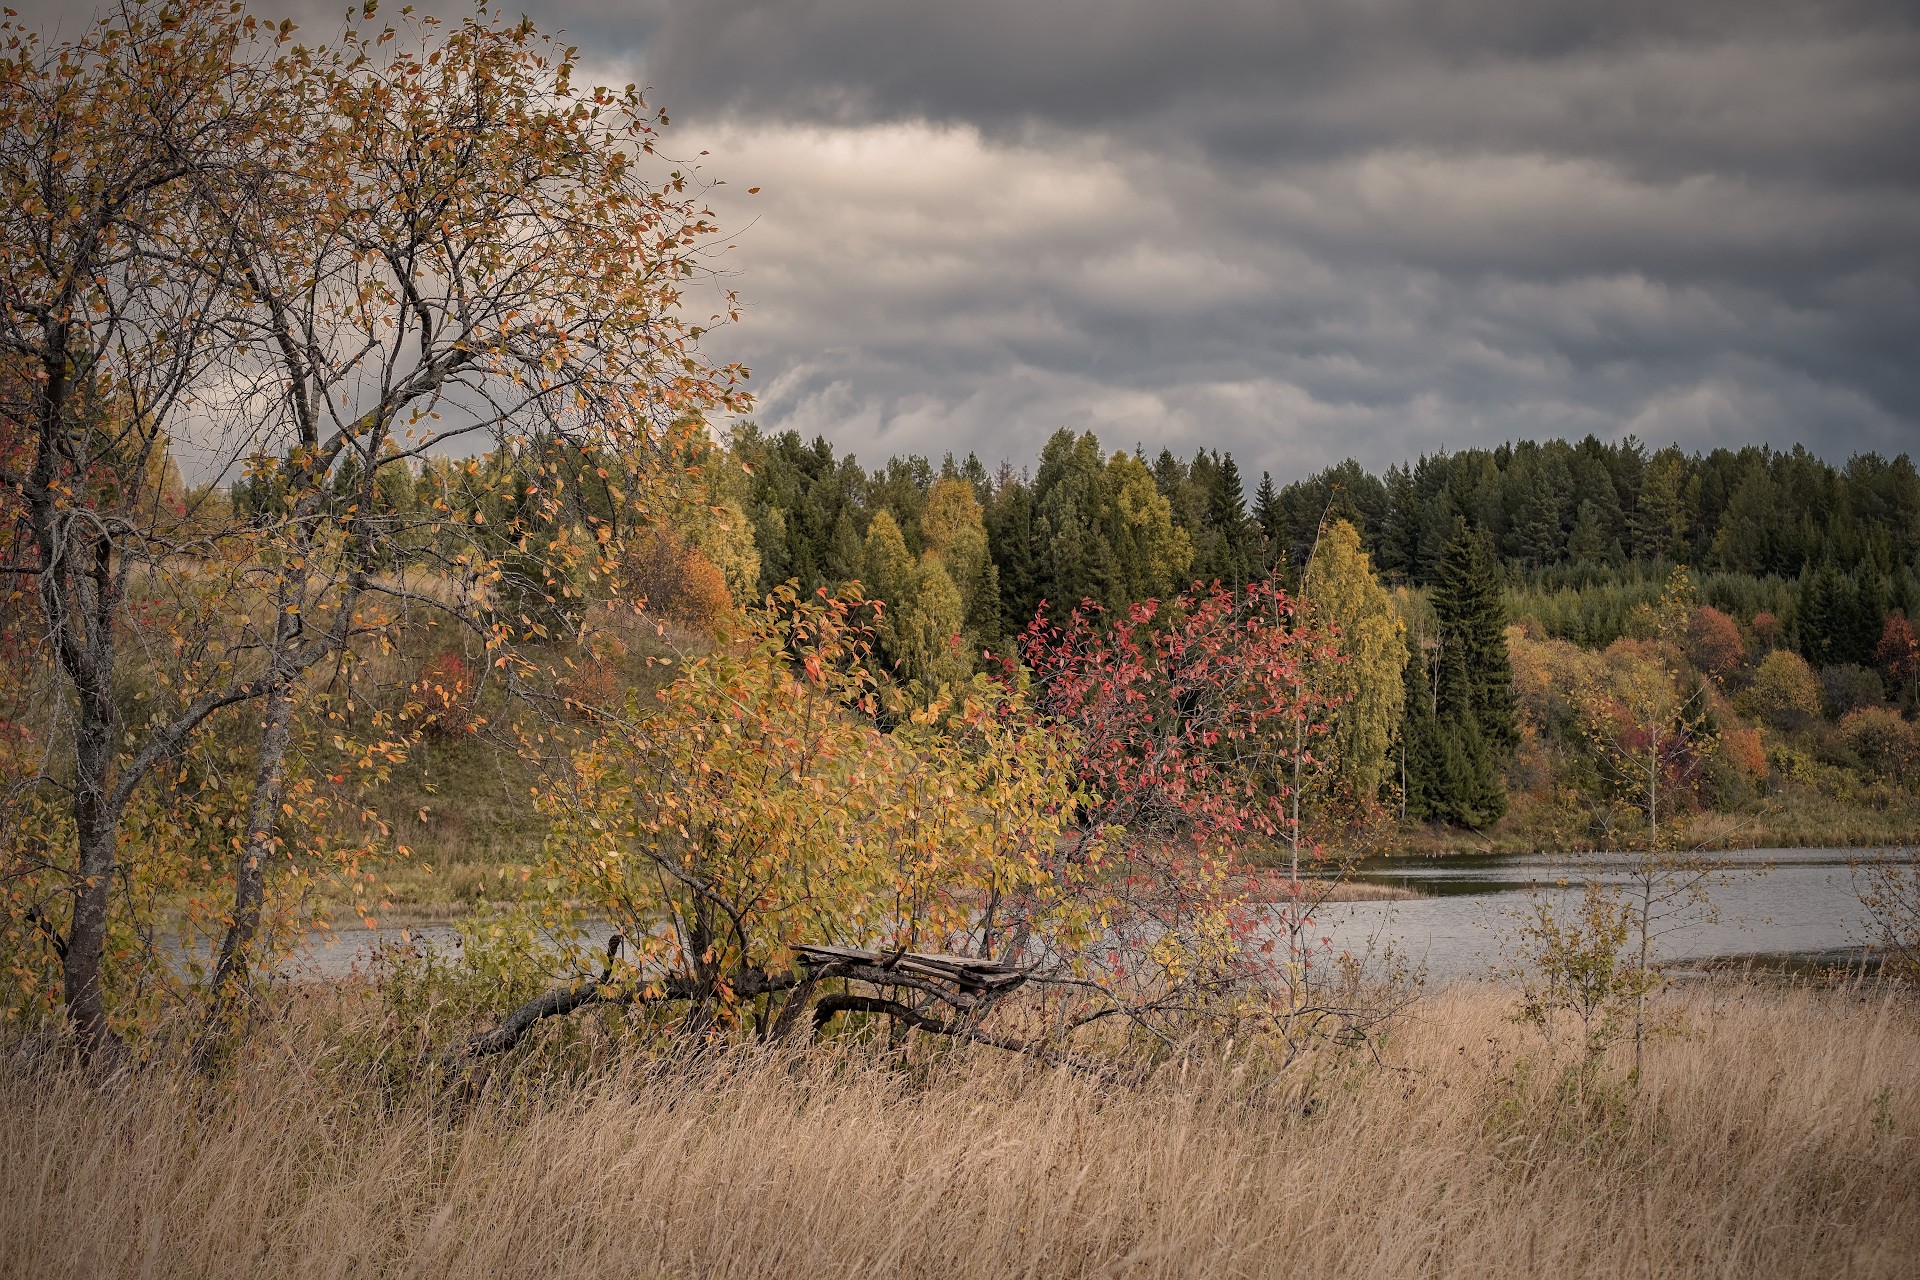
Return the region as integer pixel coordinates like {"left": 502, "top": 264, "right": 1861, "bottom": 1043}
{"left": 0, "top": 1, "right": 745, "bottom": 1055}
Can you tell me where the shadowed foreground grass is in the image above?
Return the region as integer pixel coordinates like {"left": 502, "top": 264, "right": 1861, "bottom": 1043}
{"left": 2, "top": 982, "right": 1915, "bottom": 1279}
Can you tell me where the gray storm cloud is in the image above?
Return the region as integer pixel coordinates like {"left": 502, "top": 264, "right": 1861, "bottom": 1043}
{"left": 20, "top": 0, "right": 1920, "bottom": 478}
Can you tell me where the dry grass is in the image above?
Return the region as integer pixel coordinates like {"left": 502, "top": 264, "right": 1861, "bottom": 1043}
{"left": 3, "top": 982, "right": 1916, "bottom": 1279}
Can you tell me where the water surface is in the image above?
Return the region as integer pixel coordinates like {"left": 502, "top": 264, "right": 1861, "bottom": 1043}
{"left": 1312, "top": 846, "right": 1882, "bottom": 981}
{"left": 287, "top": 846, "right": 1891, "bottom": 982}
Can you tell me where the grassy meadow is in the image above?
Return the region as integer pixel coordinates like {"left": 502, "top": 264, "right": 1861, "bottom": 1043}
{"left": 3, "top": 979, "right": 1914, "bottom": 1280}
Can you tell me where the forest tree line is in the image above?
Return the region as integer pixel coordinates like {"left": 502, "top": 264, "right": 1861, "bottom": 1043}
{"left": 341, "top": 423, "right": 1916, "bottom": 837}
{"left": 729, "top": 427, "right": 1919, "bottom": 672}
{"left": 733, "top": 427, "right": 1920, "bottom": 833}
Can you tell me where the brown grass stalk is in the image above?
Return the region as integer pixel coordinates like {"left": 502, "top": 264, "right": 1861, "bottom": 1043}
{"left": 2, "top": 981, "right": 1915, "bottom": 1278}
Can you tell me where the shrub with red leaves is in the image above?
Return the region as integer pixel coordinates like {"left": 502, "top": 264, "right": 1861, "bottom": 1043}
{"left": 1019, "top": 572, "right": 1343, "bottom": 859}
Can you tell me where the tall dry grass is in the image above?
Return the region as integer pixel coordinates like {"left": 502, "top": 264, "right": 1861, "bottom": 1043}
{"left": 2, "top": 981, "right": 1915, "bottom": 1279}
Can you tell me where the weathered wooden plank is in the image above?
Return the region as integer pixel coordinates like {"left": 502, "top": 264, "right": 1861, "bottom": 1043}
{"left": 792, "top": 944, "right": 1024, "bottom": 989}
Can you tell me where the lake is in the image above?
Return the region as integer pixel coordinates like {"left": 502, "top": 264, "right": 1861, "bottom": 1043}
{"left": 1313, "top": 846, "right": 1884, "bottom": 981}
{"left": 287, "top": 846, "right": 1893, "bottom": 983}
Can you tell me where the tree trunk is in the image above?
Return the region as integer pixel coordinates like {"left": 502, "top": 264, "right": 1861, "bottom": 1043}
{"left": 64, "top": 792, "right": 121, "bottom": 1061}
{"left": 1634, "top": 869, "right": 1651, "bottom": 1083}
{"left": 209, "top": 675, "right": 296, "bottom": 1013}
{"left": 45, "top": 510, "right": 127, "bottom": 1063}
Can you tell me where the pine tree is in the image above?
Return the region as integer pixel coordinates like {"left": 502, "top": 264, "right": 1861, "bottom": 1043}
{"left": 1631, "top": 448, "right": 1688, "bottom": 561}
{"left": 1566, "top": 499, "right": 1611, "bottom": 565}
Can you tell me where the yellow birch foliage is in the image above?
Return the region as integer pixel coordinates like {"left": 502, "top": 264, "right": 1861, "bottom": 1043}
{"left": 921, "top": 477, "right": 993, "bottom": 626}
{"left": 1305, "top": 520, "right": 1405, "bottom": 809}
{"left": 542, "top": 589, "right": 1082, "bottom": 1010}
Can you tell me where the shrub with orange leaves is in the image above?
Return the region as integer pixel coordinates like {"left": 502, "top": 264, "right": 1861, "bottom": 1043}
{"left": 1721, "top": 726, "right": 1768, "bottom": 782}
{"left": 1879, "top": 611, "right": 1920, "bottom": 706}
{"left": 622, "top": 525, "right": 738, "bottom": 636}
{"left": 1839, "top": 706, "right": 1920, "bottom": 784}
{"left": 1738, "top": 650, "right": 1822, "bottom": 731}
{"left": 1687, "top": 606, "right": 1745, "bottom": 677}
{"left": 546, "top": 586, "right": 1083, "bottom": 1031}
{"left": 560, "top": 657, "right": 625, "bottom": 720}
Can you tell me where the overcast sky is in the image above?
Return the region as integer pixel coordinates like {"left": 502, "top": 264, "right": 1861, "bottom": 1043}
{"left": 30, "top": 1, "right": 1920, "bottom": 482}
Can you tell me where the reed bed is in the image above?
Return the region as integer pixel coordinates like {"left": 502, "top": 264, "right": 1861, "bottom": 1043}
{"left": 2, "top": 981, "right": 1915, "bottom": 1279}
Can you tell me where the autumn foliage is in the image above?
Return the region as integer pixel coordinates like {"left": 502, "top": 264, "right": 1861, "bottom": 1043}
{"left": 412, "top": 651, "right": 479, "bottom": 741}
{"left": 1019, "top": 574, "right": 1340, "bottom": 854}
{"left": 621, "top": 524, "right": 737, "bottom": 635}
{"left": 543, "top": 587, "right": 1082, "bottom": 1032}
{"left": 1013, "top": 573, "right": 1355, "bottom": 1025}
{"left": 0, "top": 0, "right": 745, "bottom": 1052}
{"left": 506, "top": 574, "right": 1372, "bottom": 1057}
{"left": 1879, "top": 610, "right": 1919, "bottom": 705}
{"left": 1685, "top": 605, "right": 1745, "bottom": 677}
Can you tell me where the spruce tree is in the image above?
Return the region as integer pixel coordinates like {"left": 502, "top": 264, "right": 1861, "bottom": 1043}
{"left": 1151, "top": 448, "right": 1188, "bottom": 499}
{"left": 1565, "top": 499, "right": 1611, "bottom": 565}
{"left": 1253, "top": 470, "right": 1279, "bottom": 533}
{"left": 1798, "top": 562, "right": 1852, "bottom": 666}
{"left": 985, "top": 479, "right": 1041, "bottom": 632}
{"left": 1508, "top": 455, "right": 1569, "bottom": 568}
{"left": 826, "top": 507, "right": 864, "bottom": 583}
{"left": 1401, "top": 520, "right": 1517, "bottom": 827}
{"left": 1032, "top": 430, "right": 1107, "bottom": 609}
{"left": 1433, "top": 519, "right": 1519, "bottom": 758}
{"left": 1378, "top": 464, "right": 1420, "bottom": 580}
{"left": 1212, "top": 452, "right": 1259, "bottom": 585}
{"left": 1432, "top": 637, "right": 1507, "bottom": 826}
{"left": 1399, "top": 633, "right": 1442, "bottom": 822}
